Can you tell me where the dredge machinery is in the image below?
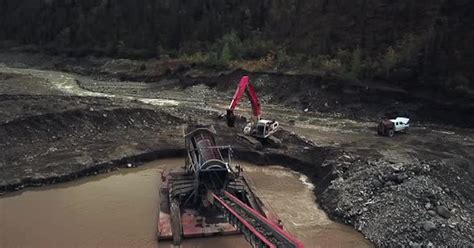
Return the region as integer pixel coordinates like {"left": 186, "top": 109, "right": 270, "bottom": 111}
{"left": 158, "top": 125, "right": 303, "bottom": 248}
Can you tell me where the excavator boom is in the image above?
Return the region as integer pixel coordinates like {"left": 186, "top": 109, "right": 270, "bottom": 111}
{"left": 227, "top": 76, "right": 261, "bottom": 127}
{"left": 225, "top": 76, "right": 280, "bottom": 144}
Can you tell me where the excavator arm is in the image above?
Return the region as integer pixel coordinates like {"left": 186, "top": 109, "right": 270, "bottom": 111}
{"left": 227, "top": 76, "right": 261, "bottom": 127}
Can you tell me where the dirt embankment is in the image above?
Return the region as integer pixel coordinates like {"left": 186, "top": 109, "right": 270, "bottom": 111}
{"left": 171, "top": 69, "right": 474, "bottom": 128}
{"left": 0, "top": 86, "right": 187, "bottom": 191}
{"left": 1, "top": 51, "right": 472, "bottom": 128}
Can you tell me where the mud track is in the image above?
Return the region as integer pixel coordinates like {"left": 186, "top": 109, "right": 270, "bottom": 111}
{"left": 0, "top": 54, "right": 473, "bottom": 247}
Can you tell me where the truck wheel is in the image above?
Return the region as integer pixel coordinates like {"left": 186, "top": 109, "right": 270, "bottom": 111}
{"left": 387, "top": 129, "right": 395, "bottom": 137}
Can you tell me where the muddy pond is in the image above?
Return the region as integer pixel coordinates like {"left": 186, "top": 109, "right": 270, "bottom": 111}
{"left": 0, "top": 159, "right": 371, "bottom": 248}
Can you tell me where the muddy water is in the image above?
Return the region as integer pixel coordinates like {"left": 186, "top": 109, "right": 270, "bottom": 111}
{"left": 240, "top": 162, "right": 372, "bottom": 248}
{"left": 0, "top": 159, "right": 370, "bottom": 248}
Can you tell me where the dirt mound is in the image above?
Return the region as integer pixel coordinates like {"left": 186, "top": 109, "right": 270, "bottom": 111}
{"left": 1, "top": 107, "right": 180, "bottom": 143}
{"left": 0, "top": 94, "right": 126, "bottom": 121}
{"left": 319, "top": 155, "right": 474, "bottom": 247}
{"left": 0, "top": 107, "right": 185, "bottom": 191}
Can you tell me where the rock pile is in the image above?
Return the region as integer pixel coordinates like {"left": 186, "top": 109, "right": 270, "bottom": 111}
{"left": 320, "top": 154, "right": 473, "bottom": 247}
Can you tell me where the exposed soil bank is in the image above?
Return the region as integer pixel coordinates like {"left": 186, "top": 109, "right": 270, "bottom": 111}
{"left": 0, "top": 106, "right": 185, "bottom": 192}
{"left": 1, "top": 51, "right": 474, "bottom": 128}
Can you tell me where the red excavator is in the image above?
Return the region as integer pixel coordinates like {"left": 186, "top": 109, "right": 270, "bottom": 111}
{"left": 226, "top": 76, "right": 280, "bottom": 148}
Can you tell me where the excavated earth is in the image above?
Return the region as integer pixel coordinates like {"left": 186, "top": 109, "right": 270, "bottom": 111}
{"left": 0, "top": 52, "right": 473, "bottom": 247}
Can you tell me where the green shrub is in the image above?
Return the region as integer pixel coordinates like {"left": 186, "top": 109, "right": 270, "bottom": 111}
{"left": 349, "top": 48, "right": 362, "bottom": 79}
{"left": 276, "top": 48, "right": 292, "bottom": 67}
{"left": 384, "top": 46, "right": 399, "bottom": 77}
{"left": 320, "top": 58, "right": 343, "bottom": 74}
{"left": 177, "top": 32, "right": 278, "bottom": 68}
{"left": 216, "top": 31, "right": 241, "bottom": 61}
{"left": 205, "top": 52, "right": 222, "bottom": 67}
{"left": 240, "top": 38, "right": 275, "bottom": 59}
{"left": 220, "top": 43, "right": 232, "bottom": 63}
{"left": 335, "top": 49, "right": 352, "bottom": 65}
{"left": 397, "top": 34, "right": 425, "bottom": 66}
{"left": 181, "top": 52, "right": 209, "bottom": 64}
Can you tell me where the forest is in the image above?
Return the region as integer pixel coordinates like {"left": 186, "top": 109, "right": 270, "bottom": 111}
{"left": 0, "top": 0, "right": 473, "bottom": 92}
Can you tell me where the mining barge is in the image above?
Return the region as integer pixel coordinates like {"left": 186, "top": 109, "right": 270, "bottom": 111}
{"left": 158, "top": 126, "right": 304, "bottom": 247}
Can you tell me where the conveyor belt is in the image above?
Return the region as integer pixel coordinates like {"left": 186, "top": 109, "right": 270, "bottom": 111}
{"left": 212, "top": 191, "right": 304, "bottom": 248}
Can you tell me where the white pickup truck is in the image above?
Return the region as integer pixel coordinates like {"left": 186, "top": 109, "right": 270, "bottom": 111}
{"left": 378, "top": 117, "right": 410, "bottom": 137}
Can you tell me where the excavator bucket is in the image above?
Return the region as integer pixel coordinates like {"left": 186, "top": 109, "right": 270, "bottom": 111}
{"left": 226, "top": 76, "right": 261, "bottom": 129}
{"left": 226, "top": 109, "right": 236, "bottom": 127}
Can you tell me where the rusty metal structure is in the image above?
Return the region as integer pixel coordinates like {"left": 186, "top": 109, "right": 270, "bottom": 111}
{"left": 158, "top": 125, "right": 304, "bottom": 247}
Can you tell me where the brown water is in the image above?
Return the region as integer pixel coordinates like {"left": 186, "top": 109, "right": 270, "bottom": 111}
{"left": 240, "top": 162, "right": 372, "bottom": 248}
{"left": 0, "top": 159, "right": 371, "bottom": 248}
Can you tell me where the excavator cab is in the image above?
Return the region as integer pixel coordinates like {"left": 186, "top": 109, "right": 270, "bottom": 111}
{"left": 254, "top": 120, "right": 279, "bottom": 139}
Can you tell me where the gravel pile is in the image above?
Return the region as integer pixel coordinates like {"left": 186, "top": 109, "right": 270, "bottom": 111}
{"left": 320, "top": 154, "right": 474, "bottom": 247}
